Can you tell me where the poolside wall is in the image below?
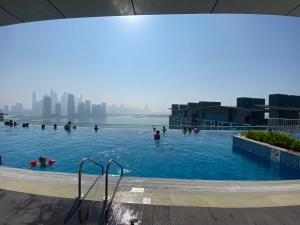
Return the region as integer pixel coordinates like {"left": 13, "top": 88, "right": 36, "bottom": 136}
{"left": 233, "top": 135, "right": 300, "bottom": 171}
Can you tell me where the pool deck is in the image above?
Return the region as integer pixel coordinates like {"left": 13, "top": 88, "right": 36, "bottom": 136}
{"left": 1, "top": 188, "right": 300, "bottom": 225}
{"left": 1, "top": 166, "right": 300, "bottom": 208}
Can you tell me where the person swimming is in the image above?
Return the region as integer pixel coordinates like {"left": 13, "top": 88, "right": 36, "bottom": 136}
{"left": 54, "top": 124, "right": 57, "bottom": 130}
{"left": 64, "top": 122, "right": 71, "bottom": 131}
{"left": 41, "top": 124, "right": 45, "bottom": 129}
{"left": 193, "top": 127, "right": 200, "bottom": 133}
{"left": 94, "top": 125, "right": 99, "bottom": 132}
{"left": 38, "top": 156, "right": 47, "bottom": 167}
{"left": 162, "top": 126, "right": 167, "bottom": 133}
{"left": 22, "top": 123, "right": 29, "bottom": 128}
{"left": 154, "top": 130, "right": 160, "bottom": 140}
{"left": 182, "top": 127, "right": 187, "bottom": 134}
{"left": 188, "top": 127, "right": 192, "bottom": 133}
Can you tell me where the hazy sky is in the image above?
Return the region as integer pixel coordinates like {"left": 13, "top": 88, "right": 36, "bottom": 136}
{"left": 0, "top": 14, "right": 300, "bottom": 112}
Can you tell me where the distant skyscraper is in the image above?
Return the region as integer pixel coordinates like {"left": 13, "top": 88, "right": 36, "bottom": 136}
{"left": 11, "top": 103, "right": 23, "bottom": 115}
{"left": 36, "top": 100, "right": 43, "bottom": 115}
{"left": 78, "top": 95, "right": 83, "bottom": 104}
{"left": 50, "top": 89, "right": 58, "bottom": 114}
{"left": 77, "top": 102, "right": 85, "bottom": 118}
{"left": 42, "top": 96, "right": 52, "bottom": 117}
{"left": 55, "top": 103, "right": 61, "bottom": 117}
{"left": 92, "top": 103, "right": 106, "bottom": 118}
{"left": 61, "top": 92, "right": 68, "bottom": 116}
{"left": 67, "top": 94, "right": 75, "bottom": 117}
{"left": 102, "top": 102, "right": 107, "bottom": 116}
{"left": 32, "top": 91, "right": 36, "bottom": 112}
{"left": 92, "top": 104, "right": 102, "bottom": 118}
{"left": 85, "top": 100, "right": 91, "bottom": 116}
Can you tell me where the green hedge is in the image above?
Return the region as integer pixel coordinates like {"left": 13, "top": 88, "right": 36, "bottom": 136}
{"left": 241, "top": 130, "right": 300, "bottom": 152}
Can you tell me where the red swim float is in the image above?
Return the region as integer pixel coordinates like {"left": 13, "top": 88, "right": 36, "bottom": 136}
{"left": 48, "top": 159, "right": 55, "bottom": 166}
{"left": 30, "top": 160, "right": 37, "bottom": 167}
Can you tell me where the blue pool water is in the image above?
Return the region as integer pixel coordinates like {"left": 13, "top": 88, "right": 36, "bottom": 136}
{"left": 0, "top": 125, "right": 300, "bottom": 180}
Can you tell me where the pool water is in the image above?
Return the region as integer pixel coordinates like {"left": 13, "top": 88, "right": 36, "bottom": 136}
{"left": 0, "top": 125, "right": 300, "bottom": 180}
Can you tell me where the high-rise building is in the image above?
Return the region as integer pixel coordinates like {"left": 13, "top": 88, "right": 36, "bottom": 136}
{"left": 50, "top": 89, "right": 58, "bottom": 114}
{"left": 77, "top": 102, "right": 85, "bottom": 118}
{"left": 102, "top": 102, "right": 106, "bottom": 116}
{"left": 36, "top": 100, "right": 43, "bottom": 115}
{"left": 67, "top": 94, "right": 75, "bottom": 117}
{"left": 11, "top": 103, "right": 23, "bottom": 115}
{"left": 42, "top": 96, "right": 52, "bottom": 117}
{"left": 91, "top": 103, "right": 106, "bottom": 117}
{"left": 92, "top": 104, "right": 102, "bottom": 118}
{"left": 55, "top": 103, "right": 61, "bottom": 117}
{"left": 32, "top": 91, "right": 37, "bottom": 113}
{"left": 85, "top": 100, "right": 91, "bottom": 116}
{"left": 78, "top": 95, "right": 83, "bottom": 104}
{"left": 61, "top": 92, "right": 68, "bottom": 116}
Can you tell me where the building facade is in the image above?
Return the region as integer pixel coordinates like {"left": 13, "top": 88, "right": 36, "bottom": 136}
{"left": 169, "top": 98, "right": 266, "bottom": 129}
{"left": 67, "top": 94, "right": 75, "bottom": 118}
{"left": 42, "top": 96, "right": 52, "bottom": 118}
{"left": 269, "top": 94, "right": 300, "bottom": 119}
{"left": 55, "top": 103, "right": 61, "bottom": 117}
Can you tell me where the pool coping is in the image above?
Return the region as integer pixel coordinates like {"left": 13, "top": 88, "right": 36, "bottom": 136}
{"left": 1, "top": 166, "right": 300, "bottom": 208}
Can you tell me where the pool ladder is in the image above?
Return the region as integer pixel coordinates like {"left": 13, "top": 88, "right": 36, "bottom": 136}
{"left": 77, "top": 157, "right": 124, "bottom": 202}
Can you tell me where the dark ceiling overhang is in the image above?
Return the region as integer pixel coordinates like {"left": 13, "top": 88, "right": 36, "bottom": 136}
{"left": 1, "top": 0, "right": 300, "bottom": 27}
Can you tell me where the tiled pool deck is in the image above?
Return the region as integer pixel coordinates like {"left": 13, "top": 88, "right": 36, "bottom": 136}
{"left": 1, "top": 166, "right": 300, "bottom": 208}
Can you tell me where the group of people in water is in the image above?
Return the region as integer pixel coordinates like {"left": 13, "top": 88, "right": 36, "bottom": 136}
{"left": 153, "top": 126, "right": 167, "bottom": 140}
{"left": 40, "top": 121, "right": 98, "bottom": 132}
{"left": 4, "top": 120, "right": 31, "bottom": 128}
{"left": 4, "top": 120, "right": 199, "bottom": 140}
{"left": 152, "top": 126, "right": 200, "bottom": 140}
{"left": 4, "top": 120, "right": 17, "bottom": 126}
{"left": 182, "top": 126, "right": 200, "bottom": 134}
{"left": 4, "top": 120, "right": 101, "bottom": 132}
{"left": 63, "top": 121, "right": 76, "bottom": 131}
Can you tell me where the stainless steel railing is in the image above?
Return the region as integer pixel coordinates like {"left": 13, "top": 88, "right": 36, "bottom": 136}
{"left": 104, "top": 159, "right": 124, "bottom": 201}
{"left": 78, "top": 157, "right": 104, "bottom": 200}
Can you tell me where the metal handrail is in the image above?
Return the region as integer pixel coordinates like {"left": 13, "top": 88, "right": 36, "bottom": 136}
{"left": 78, "top": 158, "right": 104, "bottom": 199}
{"left": 105, "top": 159, "right": 124, "bottom": 201}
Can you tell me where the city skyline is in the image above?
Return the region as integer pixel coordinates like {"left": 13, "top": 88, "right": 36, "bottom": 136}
{"left": 1, "top": 89, "right": 154, "bottom": 115}
{"left": 1, "top": 14, "right": 300, "bottom": 112}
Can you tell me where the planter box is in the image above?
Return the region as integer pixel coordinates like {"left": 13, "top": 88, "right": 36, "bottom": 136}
{"left": 233, "top": 135, "right": 300, "bottom": 171}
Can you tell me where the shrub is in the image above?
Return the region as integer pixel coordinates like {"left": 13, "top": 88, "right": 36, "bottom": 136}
{"left": 241, "top": 130, "right": 298, "bottom": 152}
{"left": 292, "top": 140, "right": 300, "bottom": 152}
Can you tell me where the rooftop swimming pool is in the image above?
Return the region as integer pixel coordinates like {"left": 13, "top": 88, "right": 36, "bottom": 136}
{"left": 0, "top": 124, "right": 300, "bottom": 180}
